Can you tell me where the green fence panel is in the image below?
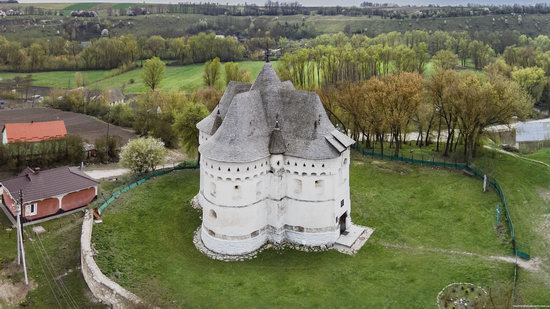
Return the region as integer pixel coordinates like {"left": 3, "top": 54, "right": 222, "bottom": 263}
{"left": 354, "top": 146, "right": 529, "bottom": 261}
{"left": 97, "top": 164, "right": 199, "bottom": 214}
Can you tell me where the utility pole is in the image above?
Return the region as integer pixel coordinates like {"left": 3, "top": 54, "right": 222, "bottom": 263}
{"left": 16, "top": 189, "right": 29, "bottom": 286}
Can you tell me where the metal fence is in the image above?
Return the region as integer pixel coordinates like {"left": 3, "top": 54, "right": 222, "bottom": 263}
{"left": 95, "top": 160, "right": 199, "bottom": 214}
{"left": 354, "top": 144, "right": 529, "bottom": 260}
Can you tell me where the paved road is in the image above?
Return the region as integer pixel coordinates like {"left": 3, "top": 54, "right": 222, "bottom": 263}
{"left": 84, "top": 162, "right": 184, "bottom": 180}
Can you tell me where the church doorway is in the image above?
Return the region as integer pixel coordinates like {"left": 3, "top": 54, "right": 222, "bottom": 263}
{"left": 339, "top": 212, "right": 348, "bottom": 235}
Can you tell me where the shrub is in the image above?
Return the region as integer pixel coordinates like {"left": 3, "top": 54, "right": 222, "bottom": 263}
{"left": 120, "top": 137, "right": 167, "bottom": 174}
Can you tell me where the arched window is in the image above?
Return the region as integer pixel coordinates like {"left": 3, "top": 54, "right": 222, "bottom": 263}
{"left": 294, "top": 179, "right": 302, "bottom": 194}
{"left": 256, "top": 181, "right": 262, "bottom": 198}
{"left": 210, "top": 182, "right": 217, "bottom": 197}
{"left": 209, "top": 209, "right": 217, "bottom": 219}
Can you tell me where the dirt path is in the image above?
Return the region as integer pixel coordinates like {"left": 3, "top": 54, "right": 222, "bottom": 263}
{"left": 85, "top": 161, "right": 186, "bottom": 180}
{"left": 0, "top": 262, "right": 34, "bottom": 306}
{"left": 483, "top": 145, "right": 550, "bottom": 169}
{"left": 376, "top": 241, "right": 542, "bottom": 272}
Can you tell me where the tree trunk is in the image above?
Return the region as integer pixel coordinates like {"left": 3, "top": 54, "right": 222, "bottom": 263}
{"left": 436, "top": 116, "right": 442, "bottom": 152}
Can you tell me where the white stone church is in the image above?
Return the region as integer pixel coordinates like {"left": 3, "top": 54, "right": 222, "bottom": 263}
{"left": 195, "top": 63, "right": 371, "bottom": 257}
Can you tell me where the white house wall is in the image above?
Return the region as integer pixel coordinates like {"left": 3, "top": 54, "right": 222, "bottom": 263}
{"left": 197, "top": 148, "right": 353, "bottom": 255}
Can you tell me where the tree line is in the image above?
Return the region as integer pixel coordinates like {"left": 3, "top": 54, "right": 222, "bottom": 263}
{"left": 0, "top": 32, "right": 247, "bottom": 72}
{"left": 317, "top": 67, "right": 532, "bottom": 162}
{"left": 12, "top": 2, "right": 550, "bottom": 18}
{"left": 0, "top": 136, "right": 84, "bottom": 171}
{"left": 279, "top": 31, "right": 550, "bottom": 111}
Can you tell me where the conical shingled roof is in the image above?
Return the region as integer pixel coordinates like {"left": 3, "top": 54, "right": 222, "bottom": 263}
{"left": 210, "top": 109, "right": 223, "bottom": 135}
{"left": 196, "top": 81, "right": 251, "bottom": 133}
{"left": 198, "top": 63, "right": 355, "bottom": 163}
{"left": 199, "top": 90, "right": 270, "bottom": 163}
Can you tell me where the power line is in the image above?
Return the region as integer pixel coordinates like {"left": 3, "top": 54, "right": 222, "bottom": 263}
{"left": 24, "top": 231, "right": 63, "bottom": 308}
{"left": 34, "top": 231, "right": 79, "bottom": 308}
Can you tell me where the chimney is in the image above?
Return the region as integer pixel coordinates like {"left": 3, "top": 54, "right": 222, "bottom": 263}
{"left": 80, "top": 162, "right": 84, "bottom": 170}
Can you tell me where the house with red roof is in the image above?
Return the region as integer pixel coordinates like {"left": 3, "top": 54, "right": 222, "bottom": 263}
{"left": 1, "top": 120, "right": 67, "bottom": 145}
{"left": 0, "top": 166, "right": 98, "bottom": 224}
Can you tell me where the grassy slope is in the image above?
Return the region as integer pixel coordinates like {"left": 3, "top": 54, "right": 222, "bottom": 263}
{"left": 0, "top": 61, "right": 268, "bottom": 94}
{"left": 6, "top": 13, "right": 550, "bottom": 41}
{"left": 525, "top": 148, "right": 550, "bottom": 165}
{"left": 0, "top": 70, "right": 112, "bottom": 89}
{"left": 92, "top": 157, "right": 513, "bottom": 307}
{"left": 476, "top": 150, "right": 550, "bottom": 304}
{"left": 91, "top": 61, "right": 268, "bottom": 94}
{"left": 63, "top": 3, "right": 97, "bottom": 11}
{"left": 0, "top": 213, "right": 102, "bottom": 308}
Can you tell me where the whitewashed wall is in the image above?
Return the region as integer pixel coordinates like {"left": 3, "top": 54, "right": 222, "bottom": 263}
{"left": 198, "top": 148, "right": 352, "bottom": 255}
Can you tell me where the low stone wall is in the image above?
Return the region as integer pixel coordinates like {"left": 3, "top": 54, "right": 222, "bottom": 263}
{"left": 80, "top": 210, "right": 143, "bottom": 308}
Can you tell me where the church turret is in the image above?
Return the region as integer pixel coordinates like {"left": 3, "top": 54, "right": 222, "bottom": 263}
{"left": 195, "top": 61, "right": 366, "bottom": 258}
{"left": 210, "top": 109, "right": 223, "bottom": 135}
{"left": 268, "top": 120, "right": 286, "bottom": 155}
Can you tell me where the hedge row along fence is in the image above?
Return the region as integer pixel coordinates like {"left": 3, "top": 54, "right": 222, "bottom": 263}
{"left": 95, "top": 160, "right": 199, "bottom": 215}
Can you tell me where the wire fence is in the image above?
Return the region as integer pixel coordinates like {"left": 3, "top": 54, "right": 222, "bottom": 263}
{"left": 353, "top": 144, "right": 526, "bottom": 304}
{"left": 354, "top": 145, "right": 529, "bottom": 260}
{"left": 95, "top": 160, "right": 199, "bottom": 214}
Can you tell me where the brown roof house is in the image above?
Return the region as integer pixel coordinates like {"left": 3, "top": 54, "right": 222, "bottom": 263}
{"left": 0, "top": 166, "right": 98, "bottom": 224}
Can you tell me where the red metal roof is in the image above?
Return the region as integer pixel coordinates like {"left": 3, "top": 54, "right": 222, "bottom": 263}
{"left": 3, "top": 120, "right": 67, "bottom": 143}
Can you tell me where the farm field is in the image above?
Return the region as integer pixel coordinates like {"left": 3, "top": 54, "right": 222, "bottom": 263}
{"left": 0, "top": 61, "right": 269, "bottom": 94}
{"left": 0, "top": 108, "right": 136, "bottom": 143}
{"left": 0, "top": 70, "right": 112, "bottom": 90}
{"left": 4, "top": 11, "right": 550, "bottom": 41}
{"left": 91, "top": 156, "right": 520, "bottom": 307}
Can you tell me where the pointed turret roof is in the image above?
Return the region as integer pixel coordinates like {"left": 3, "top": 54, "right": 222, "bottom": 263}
{"left": 197, "top": 63, "right": 355, "bottom": 163}
{"left": 269, "top": 120, "right": 286, "bottom": 155}
{"left": 210, "top": 109, "right": 223, "bottom": 135}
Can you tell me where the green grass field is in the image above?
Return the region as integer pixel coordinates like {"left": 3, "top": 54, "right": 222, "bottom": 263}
{"left": 476, "top": 149, "right": 550, "bottom": 304}
{"left": 525, "top": 148, "right": 550, "bottom": 165}
{"left": 0, "top": 70, "right": 112, "bottom": 89}
{"left": 0, "top": 213, "right": 103, "bottom": 308}
{"left": 0, "top": 61, "right": 269, "bottom": 94}
{"left": 4, "top": 12, "right": 550, "bottom": 42}
{"left": 63, "top": 3, "right": 97, "bottom": 11}
{"left": 91, "top": 157, "right": 516, "bottom": 307}
{"left": 1, "top": 149, "right": 548, "bottom": 306}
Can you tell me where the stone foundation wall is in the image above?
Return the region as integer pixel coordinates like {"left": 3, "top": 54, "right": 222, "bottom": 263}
{"left": 80, "top": 210, "right": 143, "bottom": 308}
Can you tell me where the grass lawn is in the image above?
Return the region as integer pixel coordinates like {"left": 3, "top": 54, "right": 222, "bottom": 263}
{"left": 90, "top": 61, "right": 269, "bottom": 94}
{"left": 0, "top": 213, "right": 102, "bottom": 308}
{"left": 524, "top": 148, "right": 550, "bottom": 165}
{"left": 476, "top": 149, "right": 550, "bottom": 304}
{"left": 0, "top": 61, "right": 268, "bottom": 94}
{"left": 92, "top": 156, "right": 514, "bottom": 307}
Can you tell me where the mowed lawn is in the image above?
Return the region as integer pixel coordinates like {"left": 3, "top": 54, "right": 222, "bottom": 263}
{"left": 0, "top": 61, "right": 268, "bottom": 94}
{"left": 476, "top": 149, "right": 550, "bottom": 304}
{"left": 92, "top": 156, "right": 514, "bottom": 307}
{"left": 525, "top": 148, "right": 550, "bottom": 165}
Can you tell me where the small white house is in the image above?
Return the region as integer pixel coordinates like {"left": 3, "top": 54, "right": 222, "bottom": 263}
{"left": 516, "top": 118, "right": 550, "bottom": 152}
{"left": 194, "top": 63, "right": 369, "bottom": 257}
